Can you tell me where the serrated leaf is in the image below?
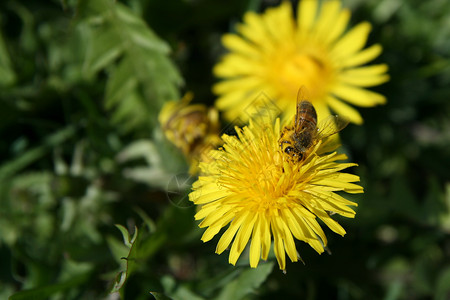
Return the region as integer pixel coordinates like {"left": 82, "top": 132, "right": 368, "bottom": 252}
{"left": 105, "top": 56, "right": 139, "bottom": 108}
{"left": 109, "top": 90, "right": 149, "bottom": 132}
{"left": 84, "top": 26, "right": 123, "bottom": 76}
{"left": 115, "top": 3, "right": 170, "bottom": 53}
{"left": 78, "top": 0, "right": 182, "bottom": 132}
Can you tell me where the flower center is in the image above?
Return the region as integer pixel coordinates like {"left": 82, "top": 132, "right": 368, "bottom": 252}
{"left": 271, "top": 48, "right": 333, "bottom": 103}
{"left": 255, "top": 163, "right": 279, "bottom": 190}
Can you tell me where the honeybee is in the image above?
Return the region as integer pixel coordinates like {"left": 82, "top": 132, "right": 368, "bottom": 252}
{"left": 279, "top": 88, "right": 349, "bottom": 163}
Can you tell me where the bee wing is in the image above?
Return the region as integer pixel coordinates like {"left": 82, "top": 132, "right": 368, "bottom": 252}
{"left": 294, "top": 86, "right": 311, "bottom": 131}
{"left": 316, "top": 114, "right": 349, "bottom": 140}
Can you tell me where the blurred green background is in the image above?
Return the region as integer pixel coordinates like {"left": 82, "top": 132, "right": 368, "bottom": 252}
{"left": 0, "top": 0, "right": 449, "bottom": 299}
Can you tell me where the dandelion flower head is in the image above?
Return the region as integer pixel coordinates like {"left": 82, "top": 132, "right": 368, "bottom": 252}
{"left": 189, "top": 113, "right": 363, "bottom": 271}
{"left": 213, "top": 0, "right": 389, "bottom": 125}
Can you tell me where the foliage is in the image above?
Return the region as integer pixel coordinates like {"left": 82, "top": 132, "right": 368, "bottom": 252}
{"left": 0, "top": 0, "right": 449, "bottom": 299}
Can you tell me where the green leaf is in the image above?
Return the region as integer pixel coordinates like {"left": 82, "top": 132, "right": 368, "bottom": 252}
{"left": 161, "top": 275, "right": 205, "bottom": 300}
{"left": 9, "top": 272, "right": 91, "bottom": 300}
{"left": 0, "top": 125, "right": 77, "bottom": 180}
{"left": 150, "top": 291, "right": 174, "bottom": 300}
{"left": 114, "top": 4, "right": 170, "bottom": 53}
{"left": 0, "top": 31, "right": 16, "bottom": 86}
{"left": 106, "top": 235, "right": 130, "bottom": 265}
{"left": 439, "top": 183, "right": 450, "bottom": 231}
{"left": 110, "top": 225, "right": 140, "bottom": 294}
{"left": 104, "top": 56, "right": 139, "bottom": 109}
{"left": 435, "top": 266, "right": 450, "bottom": 300}
{"left": 214, "top": 262, "right": 274, "bottom": 300}
{"left": 115, "top": 224, "right": 138, "bottom": 248}
{"left": 78, "top": 0, "right": 182, "bottom": 132}
{"left": 133, "top": 206, "right": 157, "bottom": 233}
{"left": 384, "top": 280, "right": 404, "bottom": 300}
{"left": 83, "top": 26, "right": 123, "bottom": 76}
{"left": 109, "top": 88, "right": 148, "bottom": 133}
{"left": 168, "top": 286, "right": 205, "bottom": 300}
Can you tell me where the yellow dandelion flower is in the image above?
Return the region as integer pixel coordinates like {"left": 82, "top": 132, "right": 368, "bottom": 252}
{"left": 189, "top": 115, "right": 363, "bottom": 271}
{"left": 159, "top": 93, "right": 222, "bottom": 174}
{"left": 213, "top": 0, "right": 389, "bottom": 125}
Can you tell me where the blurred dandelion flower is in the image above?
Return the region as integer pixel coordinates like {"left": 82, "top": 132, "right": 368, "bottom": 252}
{"left": 159, "top": 93, "right": 222, "bottom": 174}
{"left": 213, "top": 0, "right": 389, "bottom": 125}
{"left": 189, "top": 116, "right": 363, "bottom": 271}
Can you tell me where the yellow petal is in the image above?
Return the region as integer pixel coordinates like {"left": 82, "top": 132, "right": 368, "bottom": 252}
{"left": 342, "top": 64, "right": 388, "bottom": 76}
{"left": 213, "top": 76, "right": 262, "bottom": 94}
{"left": 325, "top": 8, "right": 350, "bottom": 45}
{"left": 222, "top": 34, "right": 260, "bottom": 57}
{"left": 310, "top": 189, "right": 358, "bottom": 207}
{"left": 315, "top": 161, "right": 358, "bottom": 175}
{"left": 314, "top": 1, "right": 342, "bottom": 42}
{"left": 339, "top": 64, "right": 388, "bottom": 79}
{"left": 198, "top": 205, "right": 232, "bottom": 228}
{"left": 281, "top": 208, "right": 307, "bottom": 241}
{"left": 306, "top": 238, "right": 325, "bottom": 254}
{"left": 326, "top": 96, "right": 363, "bottom": 124}
{"left": 307, "top": 191, "right": 357, "bottom": 218}
{"left": 264, "top": 2, "right": 294, "bottom": 43}
{"left": 229, "top": 213, "right": 257, "bottom": 265}
{"left": 192, "top": 180, "right": 218, "bottom": 192}
{"left": 314, "top": 209, "right": 347, "bottom": 236}
{"left": 239, "top": 12, "right": 274, "bottom": 52}
{"left": 214, "top": 55, "right": 259, "bottom": 77}
{"left": 272, "top": 222, "right": 286, "bottom": 270}
{"left": 340, "top": 73, "right": 390, "bottom": 88}
{"left": 201, "top": 221, "right": 224, "bottom": 242}
{"left": 332, "top": 83, "right": 387, "bottom": 107}
{"left": 275, "top": 216, "right": 298, "bottom": 263}
{"left": 321, "top": 171, "right": 361, "bottom": 183}
{"left": 192, "top": 189, "right": 230, "bottom": 205}
{"left": 310, "top": 174, "right": 363, "bottom": 191}
{"left": 260, "top": 216, "right": 271, "bottom": 260}
{"left": 331, "top": 22, "right": 371, "bottom": 59}
{"left": 195, "top": 201, "right": 222, "bottom": 220}
{"left": 249, "top": 214, "right": 262, "bottom": 268}
{"left": 341, "top": 44, "right": 383, "bottom": 68}
{"left": 303, "top": 218, "right": 327, "bottom": 252}
{"left": 216, "top": 211, "right": 248, "bottom": 254}
{"left": 292, "top": 205, "right": 327, "bottom": 246}
{"left": 215, "top": 89, "right": 251, "bottom": 110}
{"left": 235, "top": 213, "right": 258, "bottom": 254}
{"left": 339, "top": 71, "right": 389, "bottom": 88}
{"left": 297, "top": 0, "right": 318, "bottom": 34}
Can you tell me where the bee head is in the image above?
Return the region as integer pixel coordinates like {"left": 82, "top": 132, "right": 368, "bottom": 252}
{"left": 284, "top": 146, "right": 294, "bottom": 154}
{"left": 284, "top": 146, "right": 303, "bottom": 162}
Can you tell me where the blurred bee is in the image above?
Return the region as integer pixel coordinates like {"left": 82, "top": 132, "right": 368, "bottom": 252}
{"left": 279, "top": 88, "right": 349, "bottom": 163}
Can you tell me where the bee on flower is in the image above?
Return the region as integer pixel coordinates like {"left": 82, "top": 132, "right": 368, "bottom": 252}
{"left": 279, "top": 87, "right": 349, "bottom": 163}
{"left": 189, "top": 96, "right": 363, "bottom": 271}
